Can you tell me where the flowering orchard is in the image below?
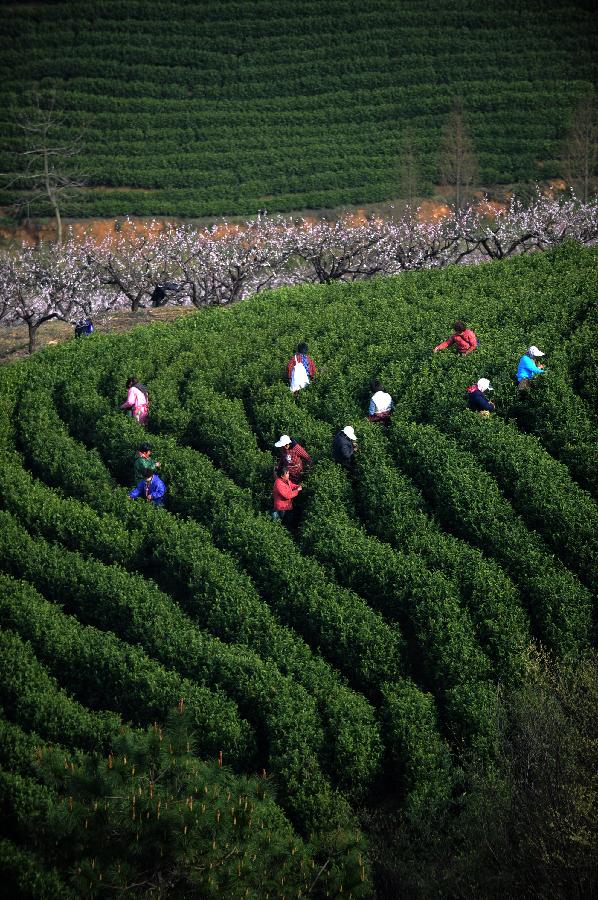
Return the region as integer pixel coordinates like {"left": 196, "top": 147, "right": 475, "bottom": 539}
{"left": 0, "top": 229, "right": 595, "bottom": 894}
{"left": 2, "top": 191, "right": 598, "bottom": 353}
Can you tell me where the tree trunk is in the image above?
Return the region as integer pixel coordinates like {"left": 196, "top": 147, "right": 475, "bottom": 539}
{"left": 43, "top": 146, "right": 63, "bottom": 243}
{"left": 27, "top": 320, "right": 37, "bottom": 354}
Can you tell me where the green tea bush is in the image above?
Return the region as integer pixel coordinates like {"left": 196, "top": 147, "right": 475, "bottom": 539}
{"left": 353, "top": 426, "right": 530, "bottom": 680}
{"left": 0, "top": 511, "right": 345, "bottom": 831}
{"left": 1, "top": 244, "right": 596, "bottom": 894}
{"left": 0, "top": 574, "right": 256, "bottom": 767}
{"left": 389, "top": 420, "right": 592, "bottom": 656}
{"left": 441, "top": 412, "right": 598, "bottom": 592}
{"left": 0, "top": 629, "right": 121, "bottom": 752}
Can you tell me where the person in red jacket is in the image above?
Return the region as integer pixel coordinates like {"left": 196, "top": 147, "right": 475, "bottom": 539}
{"left": 274, "top": 434, "right": 312, "bottom": 484}
{"left": 434, "top": 321, "right": 478, "bottom": 355}
{"left": 272, "top": 466, "right": 302, "bottom": 526}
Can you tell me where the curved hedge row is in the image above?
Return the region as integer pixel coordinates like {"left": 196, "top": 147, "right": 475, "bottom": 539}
{"left": 0, "top": 243, "right": 596, "bottom": 893}
{"left": 388, "top": 420, "right": 592, "bottom": 656}
{"left": 0, "top": 451, "right": 382, "bottom": 794}
{"left": 0, "top": 629, "right": 121, "bottom": 752}
{"left": 0, "top": 573, "right": 255, "bottom": 767}
{"left": 0, "top": 510, "right": 348, "bottom": 832}
{"left": 1, "top": 0, "right": 595, "bottom": 216}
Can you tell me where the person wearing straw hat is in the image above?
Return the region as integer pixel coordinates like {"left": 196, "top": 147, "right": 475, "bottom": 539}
{"left": 273, "top": 434, "right": 312, "bottom": 484}
{"left": 517, "top": 345, "right": 546, "bottom": 391}
{"left": 332, "top": 425, "right": 358, "bottom": 467}
{"left": 466, "top": 378, "right": 496, "bottom": 417}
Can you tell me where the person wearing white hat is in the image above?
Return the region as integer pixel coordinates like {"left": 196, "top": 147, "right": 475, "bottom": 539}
{"left": 273, "top": 434, "right": 312, "bottom": 484}
{"left": 517, "top": 346, "right": 546, "bottom": 391}
{"left": 466, "top": 378, "right": 496, "bottom": 416}
{"left": 368, "top": 379, "right": 395, "bottom": 424}
{"left": 332, "top": 425, "right": 358, "bottom": 467}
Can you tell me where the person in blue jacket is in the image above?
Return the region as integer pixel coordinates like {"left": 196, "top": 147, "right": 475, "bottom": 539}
{"left": 466, "top": 378, "right": 495, "bottom": 416}
{"left": 517, "top": 345, "right": 546, "bottom": 391}
{"left": 128, "top": 471, "right": 166, "bottom": 507}
{"left": 74, "top": 317, "right": 94, "bottom": 337}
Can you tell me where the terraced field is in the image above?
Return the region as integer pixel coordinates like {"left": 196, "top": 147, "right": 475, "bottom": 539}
{"left": 0, "top": 241, "right": 595, "bottom": 895}
{"left": 0, "top": 0, "right": 596, "bottom": 217}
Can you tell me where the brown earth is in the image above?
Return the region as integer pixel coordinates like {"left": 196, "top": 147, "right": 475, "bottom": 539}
{"left": 0, "top": 188, "right": 519, "bottom": 248}
{"left": 0, "top": 305, "right": 198, "bottom": 365}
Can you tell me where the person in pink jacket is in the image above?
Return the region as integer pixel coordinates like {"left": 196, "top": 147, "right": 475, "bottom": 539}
{"left": 434, "top": 321, "right": 478, "bottom": 355}
{"left": 120, "top": 378, "right": 149, "bottom": 426}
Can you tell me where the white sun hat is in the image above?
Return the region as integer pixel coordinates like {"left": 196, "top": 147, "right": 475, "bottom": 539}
{"left": 274, "top": 435, "right": 291, "bottom": 448}
{"left": 343, "top": 425, "right": 357, "bottom": 441}
{"left": 477, "top": 378, "right": 493, "bottom": 392}
{"left": 528, "top": 345, "right": 545, "bottom": 357}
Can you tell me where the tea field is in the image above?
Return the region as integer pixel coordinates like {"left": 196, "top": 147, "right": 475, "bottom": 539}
{"left": 0, "top": 242, "right": 596, "bottom": 896}
{"left": 0, "top": 0, "right": 597, "bottom": 217}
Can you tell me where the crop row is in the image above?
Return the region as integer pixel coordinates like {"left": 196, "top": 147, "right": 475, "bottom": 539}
{"left": 49, "top": 372, "right": 411, "bottom": 697}
{"left": 246, "top": 389, "right": 530, "bottom": 683}
{"left": 10, "top": 361, "right": 463, "bottom": 816}
{"left": 8, "top": 350, "right": 460, "bottom": 808}
{"left": 0, "top": 506, "right": 356, "bottom": 834}
{"left": 386, "top": 420, "right": 592, "bottom": 656}
{"left": 0, "top": 572, "right": 255, "bottom": 766}
{"left": 1, "top": 440, "right": 381, "bottom": 796}
{"left": 0, "top": 628, "right": 121, "bottom": 753}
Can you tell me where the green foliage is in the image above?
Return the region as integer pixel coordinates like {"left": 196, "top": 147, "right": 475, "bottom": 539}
{"left": 0, "top": 629, "right": 121, "bottom": 751}
{"left": 0, "top": 574, "right": 256, "bottom": 767}
{"left": 389, "top": 419, "right": 593, "bottom": 656}
{"left": 1, "top": 0, "right": 596, "bottom": 216}
{"left": 0, "top": 243, "right": 596, "bottom": 893}
{"left": 0, "top": 712, "right": 370, "bottom": 898}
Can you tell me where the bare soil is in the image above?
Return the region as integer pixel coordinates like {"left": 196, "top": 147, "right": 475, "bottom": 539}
{"left": 0, "top": 305, "right": 198, "bottom": 365}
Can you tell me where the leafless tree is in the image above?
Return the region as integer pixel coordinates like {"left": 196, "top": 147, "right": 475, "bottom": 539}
{"left": 8, "top": 92, "right": 87, "bottom": 243}
{"left": 397, "top": 128, "right": 420, "bottom": 212}
{"left": 563, "top": 89, "right": 598, "bottom": 203}
{"left": 438, "top": 99, "right": 479, "bottom": 212}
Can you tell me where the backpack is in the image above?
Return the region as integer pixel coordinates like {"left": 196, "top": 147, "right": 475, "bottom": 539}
{"left": 289, "top": 354, "right": 310, "bottom": 392}
{"left": 137, "top": 383, "right": 150, "bottom": 405}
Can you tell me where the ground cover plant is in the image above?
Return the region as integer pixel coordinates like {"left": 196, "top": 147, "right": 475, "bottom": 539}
{"left": 0, "top": 243, "right": 596, "bottom": 896}
{"left": 0, "top": 0, "right": 596, "bottom": 218}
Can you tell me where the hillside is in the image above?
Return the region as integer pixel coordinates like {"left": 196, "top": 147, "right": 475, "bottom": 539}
{"left": 0, "top": 243, "right": 596, "bottom": 895}
{"left": 0, "top": 0, "right": 596, "bottom": 219}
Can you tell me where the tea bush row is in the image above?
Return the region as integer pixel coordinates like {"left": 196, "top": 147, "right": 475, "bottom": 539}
{"left": 0, "top": 629, "right": 121, "bottom": 753}
{"left": 388, "top": 420, "right": 592, "bottom": 656}
{"left": 0, "top": 447, "right": 382, "bottom": 795}
{"left": 0, "top": 573, "right": 255, "bottom": 766}
{"left": 0, "top": 510, "right": 352, "bottom": 833}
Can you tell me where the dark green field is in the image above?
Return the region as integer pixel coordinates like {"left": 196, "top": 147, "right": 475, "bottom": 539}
{"left": 0, "top": 243, "right": 596, "bottom": 896}
{"left": 1, "top": 0, "right": 596, "bottom": 218}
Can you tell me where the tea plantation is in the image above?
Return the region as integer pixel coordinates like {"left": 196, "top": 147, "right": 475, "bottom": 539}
{"left": 0, "top": 242, "right": 596, "bottom": 896}
{"left": 0, "top": 0, "right": 597, "bottom": 217}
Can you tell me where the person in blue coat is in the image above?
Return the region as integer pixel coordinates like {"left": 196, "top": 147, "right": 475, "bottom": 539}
{"left": 128, "top": 471, "right": 166, "bottom": 507}
{"left": 517, "top": 345, "right": 546, "bottom": 391}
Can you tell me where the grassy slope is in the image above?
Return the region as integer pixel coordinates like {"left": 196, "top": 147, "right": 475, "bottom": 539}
{"left": 0, "top": 244, "right": 595, "bottom": 891}
{"left": 0, "top": 0, "right": 596, "bottom": 218}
